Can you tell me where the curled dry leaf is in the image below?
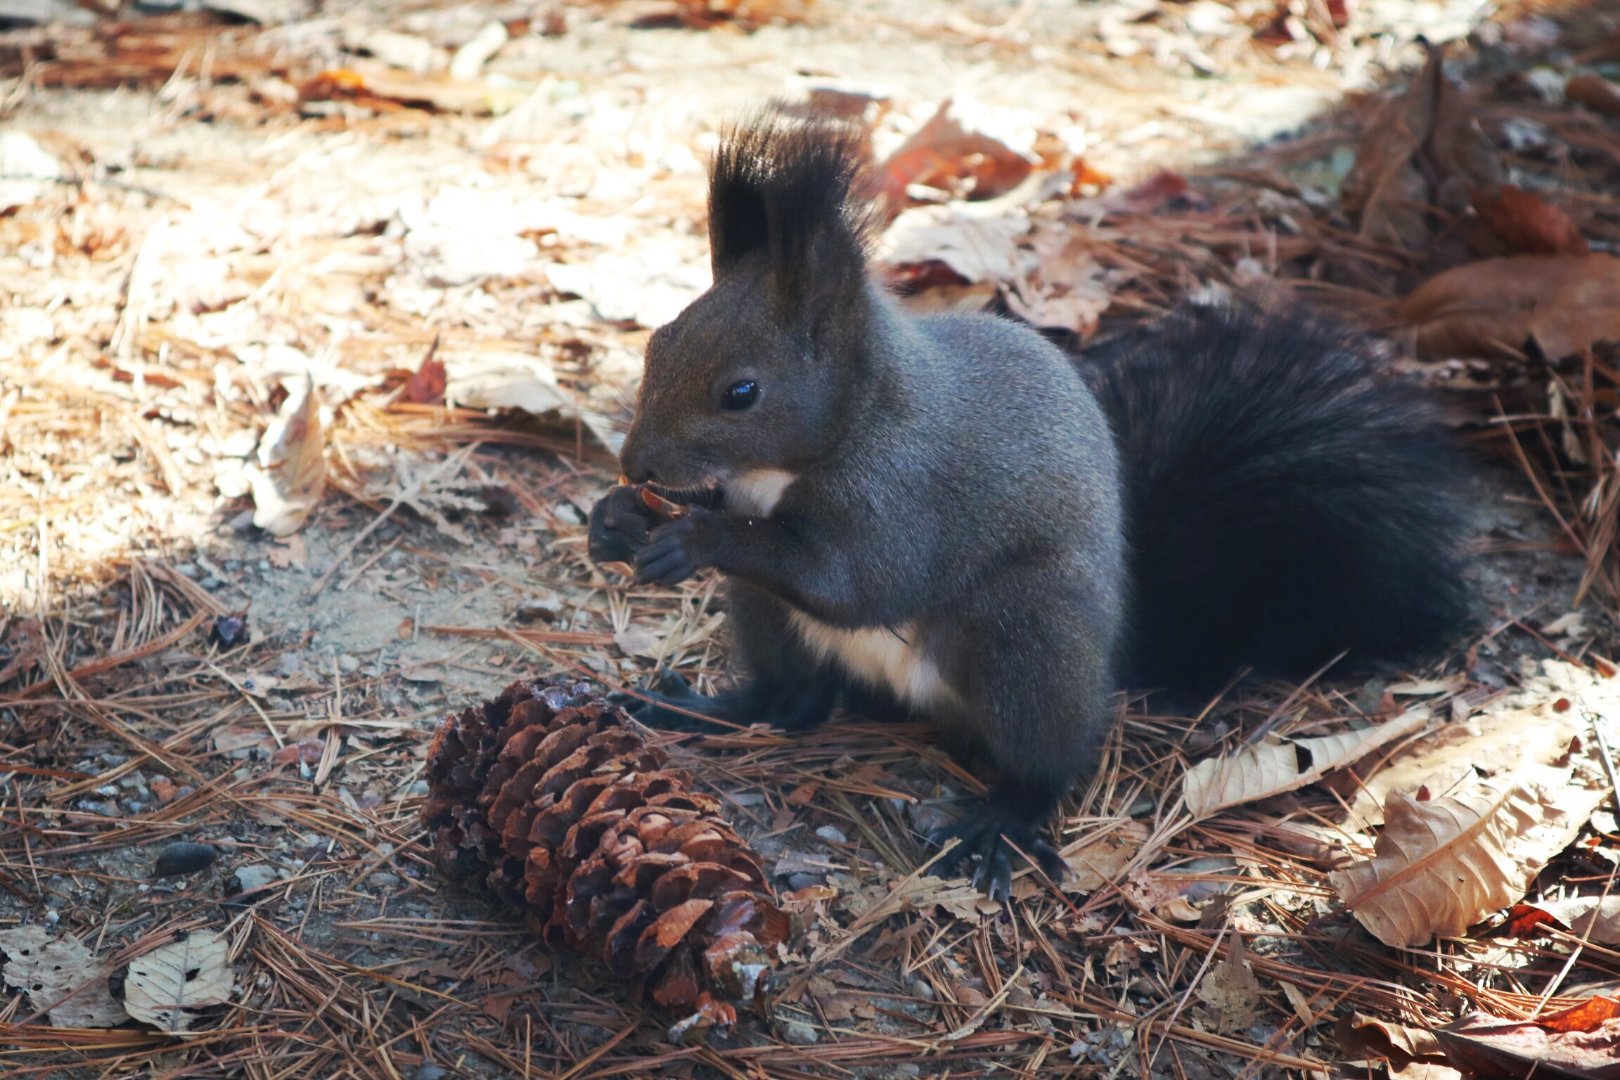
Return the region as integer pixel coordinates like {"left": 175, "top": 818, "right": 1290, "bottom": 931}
{"left": 1335, "top": 1011, "right": 1453, "bottom": 1073}
{"left": 874, "top": 98, "right": 1034, "bottom": 207}
{"left": 1400, "top": 253, "right": 1620, "bottom": 360}
{"left": 1183, "top": 707, "right": 1430, "bottom": 820}
{"left": 123, "top": 931, "right": 233, "bottom": 1033}
{"left": 1433, "top": 1005, "right": 1620, "bottom": 1080}
{"left": 1330, "top": 780, "right": 1607, "bottom": 948}
{"left": 0, "top": 926, "right": 129, "bottom": 1028}
{"left": 248, "top": 374, "right": 326, "bottom": 537}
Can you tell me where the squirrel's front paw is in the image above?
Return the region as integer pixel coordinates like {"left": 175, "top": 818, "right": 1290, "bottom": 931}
{"left": 635, "top": 515, "right": 706, "bottom": 586}
{"left": 588, "top": 485, "right": 658, "bottom": 566}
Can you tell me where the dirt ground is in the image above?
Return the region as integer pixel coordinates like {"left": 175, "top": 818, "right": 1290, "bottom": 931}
{"left": 2, "top": 1, "right": 1619, "bottom": 1078}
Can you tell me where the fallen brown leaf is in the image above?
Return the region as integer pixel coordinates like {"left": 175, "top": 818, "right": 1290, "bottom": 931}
{"left": 1433, "top": 1007, "right": 1620, "bottom": 1079}
{"left": 1343, "top": 46, "right": 1501, "bottom": 252}
{"left": 1400, "top": 253, "right": 1620, "bottom": 360}
{"left": 1471, "top": 185, "right": 1587, "bottom": 255}
{"left": 1331, "top": 780, "right": 1604, "bottom": 947}
{"left": 124, "top": 931, "right": 234, "bottom": 1033}
{"left": 874, "top": 99, "right": 1033, "bottom": 207}
{"left": 1184, "top": 708, "right": 1430, "bottom": 820}
{"left": 0, "top": 926, "right": 129, "bottom": 1028}
{"left": 1567, "top": 74, "right": 1620, "bottom": 120}
{"left": 402, "top": 354, "right": 447, "bottom": 405}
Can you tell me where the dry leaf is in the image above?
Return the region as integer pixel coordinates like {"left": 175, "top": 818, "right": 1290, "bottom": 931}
{"left": 1339, "top": 659, "right": 1607, "bottom": 829}
{"left": 1567, "top": 74, "right": 1620, "bottom": 120}
{"left": 613, "top": 625, "right": 662, "bottom": 660}
{"left": 1184, "top": 708, "right": 1430, "bottom": 820}
{"left": 874, "top": 98, "right": 1034, "bottom": 205}
{"left": 123, "top": 931, "right": 234, "bottom": 1033}
{"left": 1518, "top": 896, "right": 1620, "bottom": 945}
{"left": 0, "top": 926, "right": 129, "bottom": 1028}
{"left": 1330, "top": 781, "right": 1604, "bottom": 948}
{"left": 444, "top": 354, "right": 573, "bottom": 417}
{"left": 879, "top": 205, "right": 1030, "bottom": 285}
{"left": 0, "top": 616, "right": 45, "bottom": 684}
{"left": 1061, "top": 819, "right": 1146, "bottom": 892}
{"left": 1002, "top": 221, "right": 1113, "bottom": 337}
{"left": 248, "top": 374, "right": 326, "bottom": 537}
{"left": 1400, "top": 253, "right": 1620, "bottom": 360}
{"left": 1196, "top": 937, "right": 1262, "bottom": 1035}
{"left": 402, "top": 354, "right": 447, "bottom": 405}
{"left": 1336, "top": 1011, "right": 1454, "bottom": 1073}
{"left": 1343, "top": 47, "right": 1500, "bottom": 251}
{"left": 1433, "top": 1008, "right": 1620, "bottom": 1079}
{"left": 300, "top": 59, "right": 525, "bottom": 115}
{"left": 1472, "top": 185, "right": 1587, "bottom": 255}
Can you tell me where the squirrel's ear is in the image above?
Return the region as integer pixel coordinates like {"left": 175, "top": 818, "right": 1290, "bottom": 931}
{"left": 708, "top": 118, "right": 871, "bottom": 316}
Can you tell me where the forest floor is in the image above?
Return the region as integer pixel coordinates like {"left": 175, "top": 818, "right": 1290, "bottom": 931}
{"left": 2, "top": 0, "right": 1620, "bottom": 1077}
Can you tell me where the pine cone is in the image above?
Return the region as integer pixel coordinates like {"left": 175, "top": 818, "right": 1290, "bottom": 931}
{"left": 421, "top": 676, "right": 790, "bottom": 1030}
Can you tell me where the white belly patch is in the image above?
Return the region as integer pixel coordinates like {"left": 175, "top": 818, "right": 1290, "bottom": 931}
{"left": 725, "top": 468, "right": 797, "bottom": 517}
{"left": 787, "top": 611, "right": 957, "bottom": 708}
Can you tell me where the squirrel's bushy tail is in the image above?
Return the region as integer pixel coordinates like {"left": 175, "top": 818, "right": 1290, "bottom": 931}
{"left": 1082, "top": 298, "right": 1473, "bottom": 693}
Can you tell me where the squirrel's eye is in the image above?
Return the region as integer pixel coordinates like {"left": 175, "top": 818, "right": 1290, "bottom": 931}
{"left": 721, "top": 379, "right": 760, "bottom": 411}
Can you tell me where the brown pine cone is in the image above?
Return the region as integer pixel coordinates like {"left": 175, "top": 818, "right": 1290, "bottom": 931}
{"left": 421, "top": 676, "right": 790, "bottom": 1032}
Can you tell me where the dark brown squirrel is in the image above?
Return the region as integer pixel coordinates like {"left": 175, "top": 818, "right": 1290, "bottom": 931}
{"left": 587, "top": 116, "right": 1472, "bottom": 899}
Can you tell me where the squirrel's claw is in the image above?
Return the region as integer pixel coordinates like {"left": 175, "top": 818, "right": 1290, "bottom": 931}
{"left": 929, "top": 813, "right": 1065, "bottom": 902}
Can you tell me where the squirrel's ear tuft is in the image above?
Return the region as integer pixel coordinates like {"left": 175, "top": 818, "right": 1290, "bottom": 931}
{"left": 708, "top": 114, "right": 872, "bottom": 311}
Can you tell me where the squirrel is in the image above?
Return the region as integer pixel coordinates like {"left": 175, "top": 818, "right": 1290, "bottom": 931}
{"left": 587, "top": 117, "right": 1471, "bottom": 900}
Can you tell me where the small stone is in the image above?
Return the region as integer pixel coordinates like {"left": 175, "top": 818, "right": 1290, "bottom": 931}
{"left": 781, "top": 1019, "right": 819, "bottom": 1045}
{"left": 231, "top": 863, "right": 281, "bottom": 894}
{"left": 909, "top": 976, "right": 934, "bottom": 1000}
{"left": 154, "top": 841, "right": 217, "bottom": 878}
{"left": 337, "top": 653, "right": 360, "bottom": 673}
{"left": 514, "top": 594, "right": 563, "bottom": 623}
{"left": 368, "top": 871, "right": 402, "bottom": 890}
{"left": 814, "top": 824, "right": 847, "bottom": 844}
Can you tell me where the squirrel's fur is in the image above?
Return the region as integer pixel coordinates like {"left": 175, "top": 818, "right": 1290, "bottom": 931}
{"left": 588, "top": 116, "right": 1472, "bottom": 899}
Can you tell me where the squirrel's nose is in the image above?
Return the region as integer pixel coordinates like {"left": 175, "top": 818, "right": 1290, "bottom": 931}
{"left": 618, "top": 433, "right": 657, "bottom": 485}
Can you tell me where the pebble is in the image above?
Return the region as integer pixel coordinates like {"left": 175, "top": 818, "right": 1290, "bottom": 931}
{"left": 814, "top": 824, "right": 847, "bottom": 844}
{"left": 337, "top": 653, "right": 360, "bottom": 673}
{"left": 232, "top": 863, "right": 281, "bottom": 894}
{"left": 780, "top": 1020, "right": 819, "bottom": 1045}
{"left": 154, "top": 841, "right": 217, "bottom": 878}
